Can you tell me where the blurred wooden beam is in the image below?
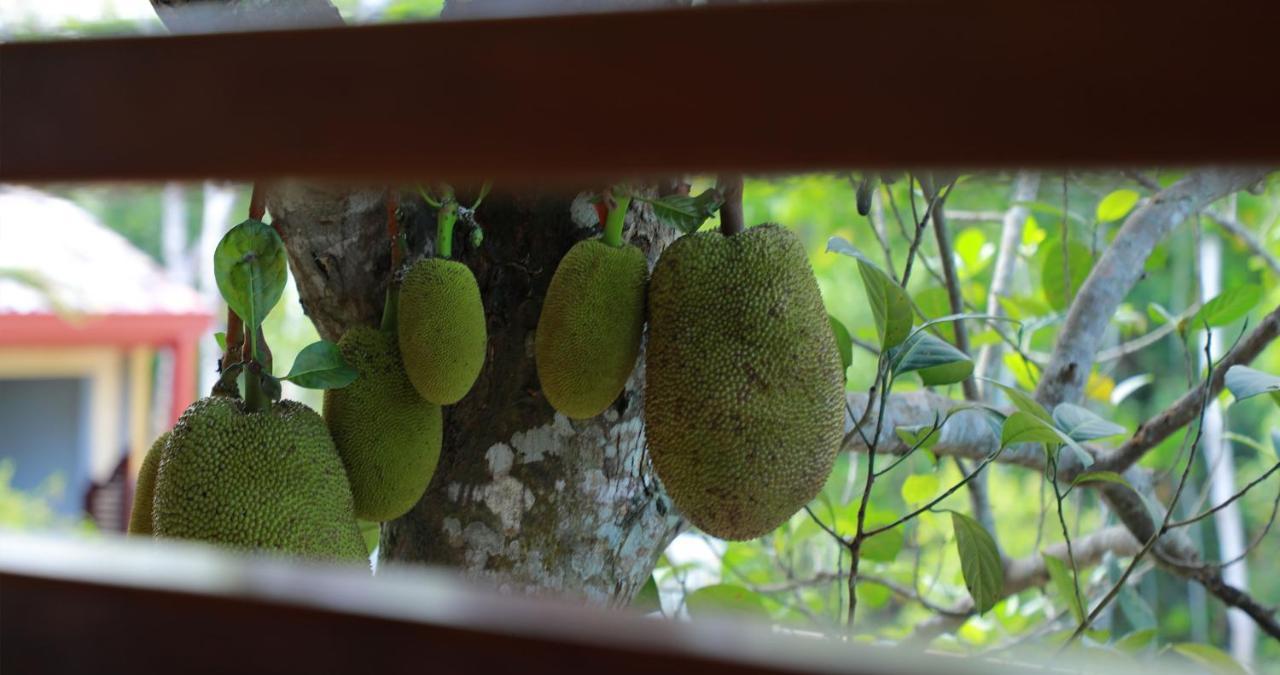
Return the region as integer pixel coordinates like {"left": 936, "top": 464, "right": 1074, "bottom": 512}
{"left": 1, "top": 0, "right": 1278, "bottom": 184}
{"left": 0, "top": 532, "right": 1042, "bottom": 675}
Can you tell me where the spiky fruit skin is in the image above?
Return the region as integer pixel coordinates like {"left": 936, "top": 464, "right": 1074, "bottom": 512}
{"left": 127, "top": 431, "right": 169, "bottom": 535}
{"left": 152, "top": 396, "right": 366, "bottom": 561}
{"left": 536, "top": 240, "right": 648, "bottom": 419}
{"left": 324, "top": 326, "right": 443, "bottom": 521}
{"left": 645, "top": 224, "right": 845, "bottom": 541}
{"left": 398, "top": 259, "right": 487, "bottom": 405}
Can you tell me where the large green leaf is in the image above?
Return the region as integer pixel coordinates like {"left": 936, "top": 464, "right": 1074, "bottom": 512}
{"left": 1001, "top": 411, "right": 1064, "bottom": 447}
{"left": 1224, "top": 365, "right": 1280, "bottom": 406}
{"left": 1117, "top": 587, "right": 1155, "bottom": 631}
{"left": 1186, "top": 284, "right": 1263, "bottom": 331}
{"left": 1043, "top": 554, "right": 1083, "bottom": 622}
{"left": 283, "top": 340, "right": 358, "bottom": 390}
{"left": 214, "top": 219, "right": 287, "bottom": 339}
{"left": 1095, "top": 189, "right": 1140, "bottom": 222}
{"left": 1041, "top": 239, "right": 1092, "bottom": 312}
{"left": 1052, "top": 403, "right": 1125, "bottom": 441}
{"left": 828, "top": 237, "right": 912, "bottom": 348}
{"left": 890, "top": 331, "right": 973, "bottom": 385}
{"left": 950, "top": 511, "right": 1003, "bottom": 613}
{"left": 685, "top": 584, "right": 769, "bottom": 620}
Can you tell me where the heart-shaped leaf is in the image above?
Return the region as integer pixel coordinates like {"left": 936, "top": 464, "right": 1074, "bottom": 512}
{"left": 283, "top": 340, "right": 358, "bottom": 390}
{"left": 1053, "top": 403, "right": 1126, "bottom": 441}
{"left": 1043, "top": 554, "right": 1083, "bottom": 622}
{"left": 214, "top": 219, "right": 287, "bottom": 341}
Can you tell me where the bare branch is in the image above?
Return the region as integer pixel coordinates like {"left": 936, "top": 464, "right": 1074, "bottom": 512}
{"left": 1034, "top": 168, "right": 1267, "bottom": 408}
{"left": 975, "top": 171, "right": 1039, "bottom": 393}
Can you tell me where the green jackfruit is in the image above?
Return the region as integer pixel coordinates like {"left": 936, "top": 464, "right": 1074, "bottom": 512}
{"left": 127, "top": 431, "right": 169, "bottom": 535}
{"left": 152, "top": 396, "right": 366, "bottom": 561}
{"left": 645, "top": 224, "right": 845, "bottom": 541}
{"left": 324, "top": 326, "right": 443, "bottom": 521}
{"left": 536, "top": 239, "right": 648, "bottom": 418}
{"left": 398, "top": 259, "right": 487, "bottom": 405}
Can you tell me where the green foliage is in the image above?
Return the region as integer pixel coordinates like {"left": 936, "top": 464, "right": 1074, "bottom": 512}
{"left": 950, "top": 511, "right": 1003, "bottom": 613}
{"left": 214, "top": 219, "right": 287, "bottom": 343}
{"left": 283, "top": 340, "right": 358, "bottom": 389}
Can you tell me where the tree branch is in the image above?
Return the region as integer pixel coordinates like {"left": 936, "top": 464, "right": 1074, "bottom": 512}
{"left": 975, "top": 171, "right": 1039, "bottom": 395}
{"left": 1034, "top": 168, "right": 1267, "bottom": 408}
{"left": 1206, "top": 211, "right": 1280, "bottom": 278}
{"left": 1093, "top": 301, "right": 1280, "bottom": 473}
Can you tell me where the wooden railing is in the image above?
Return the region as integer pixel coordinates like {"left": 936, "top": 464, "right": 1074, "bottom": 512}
{"left": 2, "top": 0, "right": 1279, "bottom": 184}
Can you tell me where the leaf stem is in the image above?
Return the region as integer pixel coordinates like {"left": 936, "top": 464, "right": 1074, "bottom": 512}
{"left": 602, "top": 192, "right": 632, "bottom": 248}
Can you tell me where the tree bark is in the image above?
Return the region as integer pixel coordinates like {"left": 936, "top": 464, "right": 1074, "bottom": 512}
{"left": 268, "top": 183, "right": 683, "bottom": 605}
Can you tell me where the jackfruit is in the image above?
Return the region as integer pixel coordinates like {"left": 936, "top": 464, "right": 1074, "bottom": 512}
{"left": 645, "top": 224, "right": 845, "bottom": 541}
{"left": 398, "top": 259, "right": 487, "bottom": 404}
{"left": 152, "top": 396, "right": 366, "bottom": 561}
{"left": 127, "top": 431, "right": 169, "bottom": 535}
{"left": 324, "top": 326, "right": 443, "bottom": 521}
{"left": 536, "top": 239, "right": 648, "bottom": 418}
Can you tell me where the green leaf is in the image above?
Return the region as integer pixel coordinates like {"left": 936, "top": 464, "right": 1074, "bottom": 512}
{"left": 1041, "top": 239, "right": 1092, "bottom": 312}
{"left": 1147, "top": 302, "right": 1177, "bottom": 326}
{"left": 214, "top": 219, "right": 287, "bottom": 339}
{"left": 1171, "top": 643, "right": 1249, "bottom": 675}
{"left": 685, "top": 584, "right": 769, "bottom": 620}
{"left": 644, "top": 189, "right": 723, "bottom": 235}
{"left": 981, "top": 379, "right": 1053, "bottom": 423}
{"left": 828, "top": 314, "right": 853, "bottom": 379}
{"left": 1224, "top": 365, "right": 1280, "bottom": 405}
{"left": 214, "top": 331, "right": 227, "bottom": 352}
{"left": 914, "top": 287, "right": 956, "bottom": 342}
{"left": 901, "top": 474, "right": 940, "bottom": 504}
{"left": 1001, "top": 411, "right": 1064, "bottom": 447}
{"left": 896, "top": 424, "right": 941, "bottom": 452}
{"left": 950, "top": 511, "right": 1003, "bottom": 613}
{"left": 632, "top": 575, "right": 662, "bottom": 614}
{"left": 358, "top": 520, "right": 380, "bottom": 556}
{"left": 828, "top": 237, "right": 912, "bottom": 348}
{"left": 1052, "top": 403, "right": 1126, "bottom": 441}
{"left": 1113, "top": 628, "right": 1157, "bottom": 654}
{"left": 283, "top": 340, "right": 358, "bottom": 390}
{"left": 1187, "top": 284, "right": 1263, "bottom": 331}
{"left": 1070, "top": 470, "right": 1130, "bottom": 489}
{"left": 1096, "top": 189, "right": 1140, "bottom": 222}
{"left": 954, "top": 227, "right": 991, "bottom": 276}
{"left": 1117, "top": 587, "right": 1155, "bottom": 631}
{"left": 1043, "top": 554, "right": 1084, "bottom": 622}
{"left": 890, "top": 331, "right": 973, "bottom": 385}
{"left": 860, "top": 521, "right": 904, "bottom": 562}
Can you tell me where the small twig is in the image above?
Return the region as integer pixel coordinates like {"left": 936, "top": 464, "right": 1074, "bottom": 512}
{"left": 1166, "top": 462, "right": 1280, "bottom": 529}
{"left": 1063, "top": 329, "right": 1217, "bottom": 648}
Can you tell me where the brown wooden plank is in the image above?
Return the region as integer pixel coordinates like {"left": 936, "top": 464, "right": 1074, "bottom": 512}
{"left": 1, "top": 0, "right": 1278, "bottom": 183}
{"left": 0, "top": 532, "right": 1041, "bottom": 675}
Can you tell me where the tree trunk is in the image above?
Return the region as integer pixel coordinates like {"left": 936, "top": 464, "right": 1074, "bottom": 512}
{"left": 267, "top": 183, "right": 683, "bottom": 605}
